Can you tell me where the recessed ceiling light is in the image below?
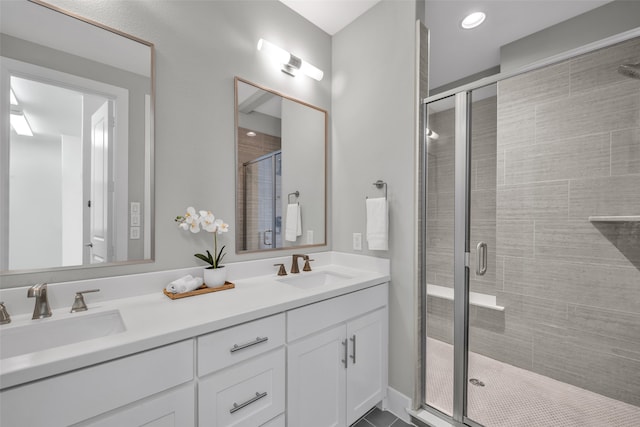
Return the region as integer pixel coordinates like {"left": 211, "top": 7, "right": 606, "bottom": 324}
{"left": 461, "top": 11, "right": 486, "bottom": 29}
{"left": 246, "top": 131, "right": 256, "bottom": 137}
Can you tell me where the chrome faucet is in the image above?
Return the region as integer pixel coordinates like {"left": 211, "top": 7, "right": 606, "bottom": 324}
{"left": 0, "top": 302, "right": 10, "bottom": 324}
{"left": 27, "top": 283, "right": 52, "bottom": 319}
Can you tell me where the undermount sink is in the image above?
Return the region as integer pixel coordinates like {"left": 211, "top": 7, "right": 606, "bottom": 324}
{"left": 0, "top": 309, "right": 126, "bottom": 359}
{"left": 278, "top": 271, "right": 353, "bottom": 289}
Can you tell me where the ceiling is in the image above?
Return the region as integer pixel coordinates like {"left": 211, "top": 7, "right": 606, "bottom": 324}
{"left": 279, "top": 0, "right": 612, "bottom": 89}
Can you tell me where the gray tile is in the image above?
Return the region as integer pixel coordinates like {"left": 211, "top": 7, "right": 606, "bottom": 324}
{"left": 352, "top": 418, "right": 374, "bottom": 427}
{"left": 498, "top": 61, "right": 571, "bottom": 107}
{"left": 474, "top": 154, "right": 497, "bottom": 191}
{"left": 470, "top": 189, "right": 496, "bottom": 222}
{"left": 426, "top": 220, "right": 454, "bottom": 253}
{"left": 391, "top": 418, "right": 414, "bottom": 427}
{"left": 496, "top": 102, "right": 536, "bottom": 149}
{"left": 468, "top": 325, "right": 533, "bottom": 370}
{"left": 567, "top": 304, "right": 640, "bottom": 348}
{"left": 570, "top": 37, "right": 640, "bottom": 94}
{"left": 535, "top": 80, "right": 640, "bottom": 144}
{"left": 611, "top": 127, "right": 640, "bottom": 176}
{"left": 534, "top": 219, "right": 639, "bottom": 267}
{"left": 532, "top": 329, "right": 640, "bottom": 407}
{"left": 427, "top": 190, "right": 454, "bottom": 222}
{"left": 504, "top": 132, "right": 610, "bottom": 185}
{"left": 496, "top": 149, "right": 505, "bottom": 186}
{"left": 503, "top": 256, "right": 640, "bottom": 313}
{"left": 496, "top": 220, "right": 534, "bottom": 258}
{"left": 569, "top": 175, "right": 640, "bottom": 218}
{"left": 365, "top": 408, "right": 398, "bottom": 427}
{"left": 497, "top": 180, "right": 569, "bottom": 220}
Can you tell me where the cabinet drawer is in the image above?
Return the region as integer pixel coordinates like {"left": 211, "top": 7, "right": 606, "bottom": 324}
{"left": 199, "top": 348, "right": 285, "bottom": 427}
{"left": 0, "top": 340, "right": 194, "bottom": 427}
{"left": 261, "top": 413, "right": 285, "bottom": 426}
{"left": 287, "top": 283, "right": 388, "bottom": 342}
{"left": 198, "top": 313, "right": 285, "bottom": 376}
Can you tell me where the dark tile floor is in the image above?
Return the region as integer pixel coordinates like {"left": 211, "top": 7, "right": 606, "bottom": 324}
{"left": 351, "top": 407, "right": 415, "bottom": 427}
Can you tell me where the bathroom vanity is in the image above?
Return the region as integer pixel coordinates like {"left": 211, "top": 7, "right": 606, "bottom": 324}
{"left": 0, "top": 252, "right": 389, "bottom": 427}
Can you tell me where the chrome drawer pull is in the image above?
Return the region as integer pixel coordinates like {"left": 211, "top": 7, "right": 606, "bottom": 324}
{"left": 342, "top": 338, "right": 348, "bottom": 368}
{"left": 230, "top": 391, "right": 268, "bottom": 414}
{"left": 230, "top": 336, "right": 269, "bottom": 353}
{"left": 350, "top": 335, "right": 357, "bottom": 364}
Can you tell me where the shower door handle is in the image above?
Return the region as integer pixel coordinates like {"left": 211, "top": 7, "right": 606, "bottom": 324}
{"left": 476, "top": 242, "right": 487, "bottom": 276}
{"left": 263, "top": 229, "right": 273, "bottom": 246}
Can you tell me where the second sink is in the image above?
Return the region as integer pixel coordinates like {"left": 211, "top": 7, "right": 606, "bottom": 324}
{"left": 0, "top": 309, "right": 126, "bottom": 360}
{"left": 277, "top": 271, "right": 353, "bottom": 289}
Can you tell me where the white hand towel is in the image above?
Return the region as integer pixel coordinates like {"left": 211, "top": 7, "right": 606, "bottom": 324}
{"left": 285, "top": 203, "right": 302, "bottom": 242}
{"left": 366, "top": 197, "right": 388, "bottom": 251}
{"left": 167, "top": 275, "right": 203, "bottom": 294}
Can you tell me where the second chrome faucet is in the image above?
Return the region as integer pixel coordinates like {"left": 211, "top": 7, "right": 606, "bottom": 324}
{"left": 27, "top": 283, "right": 51, "bottom": 320}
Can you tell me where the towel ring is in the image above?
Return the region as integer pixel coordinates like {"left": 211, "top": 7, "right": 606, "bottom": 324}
{"left": 367, "top": 180, "right": 387, "bottom": 200}
{"left": 288, "top": 191, "right": 300, "bottom": 204}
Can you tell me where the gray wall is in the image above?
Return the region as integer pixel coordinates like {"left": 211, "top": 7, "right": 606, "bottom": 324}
{"left": 2, "top": 0, "right": 332, "bottom": 286}
{"left": 332, "top": 0, "right": 420, "bottom": 399}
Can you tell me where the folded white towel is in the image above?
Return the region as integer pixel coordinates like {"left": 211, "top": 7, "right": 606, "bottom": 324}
{"left": 285, "top": 203, "right": 302, "bottom": 242}
{"left": 366, "top": 197, "right": 388, "bottom": 251}
{"left": 167, "top": 275, "right": 204, "bottom": 294}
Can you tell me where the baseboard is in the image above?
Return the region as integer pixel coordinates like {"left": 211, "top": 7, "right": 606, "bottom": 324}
{"left": 384, "top": 386, "right": 413, "bottom": 423}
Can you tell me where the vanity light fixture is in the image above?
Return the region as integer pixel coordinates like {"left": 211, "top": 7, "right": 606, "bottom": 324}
{"left": 257, "top": 38, "right": 324, "bottom": 81}
{"left": 10, "top": 106, "right": 34, "bottom": 137}
{"left": 461, "top": 11, "right": 486, "bottom": 29}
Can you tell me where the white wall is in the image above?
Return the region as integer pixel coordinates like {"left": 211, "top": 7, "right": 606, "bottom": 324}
{"left": 9, "top": 134, "right": 62, "bottom": 270}
{"left": 4, "top": 0, "right": 331, "bottom": 286}
{"left": 332, "top": 0, "right": 420, "bottom": 400}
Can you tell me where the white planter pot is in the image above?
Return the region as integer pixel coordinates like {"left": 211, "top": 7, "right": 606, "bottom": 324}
{"left": 204, "top": 266, "right": 227, "bottom": 288}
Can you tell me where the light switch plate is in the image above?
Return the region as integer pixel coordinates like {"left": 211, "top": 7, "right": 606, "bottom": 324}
{"left": 130, "top": 202, "right": 141, "bottom": 214}
{"left": 307, "top": 230, "right": 314, "bottom": 244}
{"left": 130, "top": 227, "right": 140, "bottom": 239}
{"left": 130, "top": 214, "right": 141, "bottom": 227}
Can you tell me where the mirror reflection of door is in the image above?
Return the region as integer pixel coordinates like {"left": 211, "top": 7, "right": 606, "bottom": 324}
{"left": 89, "top": 100, "right": 113, "bottom": 264}
{"left": 6, "top": 74, "right": 114, "bottom": 269}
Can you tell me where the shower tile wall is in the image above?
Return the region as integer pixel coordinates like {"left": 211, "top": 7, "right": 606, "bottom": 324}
{"left": 426, "top": 37, "right": 640, "bottom": 407}
{"left": 497, "top": 37, "right": 640, "bottom": 406}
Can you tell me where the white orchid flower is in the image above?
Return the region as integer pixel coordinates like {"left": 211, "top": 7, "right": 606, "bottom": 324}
{"left": 184, "top": 207, "right": 200, "bottom": 233}
{"left": 214, "top": 218, "right": 229, "bottom": 234}
{"left": 199, "top": 210, "right": 217, "bottom": 232}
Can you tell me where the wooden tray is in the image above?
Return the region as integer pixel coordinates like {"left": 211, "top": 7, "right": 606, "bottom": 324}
{"left": 163, "top": 282, "right": 235, "bottom": 300}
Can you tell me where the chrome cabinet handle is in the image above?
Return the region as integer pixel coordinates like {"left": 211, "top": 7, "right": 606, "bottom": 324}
{"left": 476, "top": 241, "right": 487, "bottom": 276}
{"left": 350, "top": 335, "right": 357, "bottom": 364}
{"left": 230, "top": 336, "right": 268, "bottom": 353}
{"left": 230, "top": 391, "right": 267, "bottom": 414}
{"left": 341, "top": 338, "right": 348, "bottom": 368}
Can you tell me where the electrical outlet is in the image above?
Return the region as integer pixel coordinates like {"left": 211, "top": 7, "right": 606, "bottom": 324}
{"left": 307, "top": 230, "right": 314, "bottom": 244}
{"left": 130, "top": 214, "right": 141, "bottom": 227}
{"left": 130, "top": 227, "right": 140, "bottom": 239}
{"left": 353, "top": 233, "right": 362, "bottom": 251}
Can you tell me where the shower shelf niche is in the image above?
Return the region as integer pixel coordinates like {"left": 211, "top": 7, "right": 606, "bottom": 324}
{"left": 588, "top": 216, "right": 640, "bottom": 222}
{"left": 427, "top": 284, "right": 505, "bottom": 312}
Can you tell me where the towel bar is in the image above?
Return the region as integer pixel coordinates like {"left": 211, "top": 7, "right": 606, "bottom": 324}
{"left": 288, "top": 191, "right": 300, "bottom": 204}
{"left": 367, "top": 180, "right": 387, "bottom": 199}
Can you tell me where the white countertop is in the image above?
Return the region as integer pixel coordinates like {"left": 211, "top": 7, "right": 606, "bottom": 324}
{"left": 0, "top": 252, "right": 389, "bottom": 389}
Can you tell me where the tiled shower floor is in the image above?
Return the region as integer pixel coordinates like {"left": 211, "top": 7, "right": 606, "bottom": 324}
{"left": 426, "top": 338, "right": 640, "bottom": 426}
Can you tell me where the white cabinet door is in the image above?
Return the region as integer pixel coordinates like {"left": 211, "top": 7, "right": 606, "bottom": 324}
{"left": 287, "top": 324, "right": 347, "bottom": 427}
{"left": 346, "top": 308, "right": 387, "bottom": 426}
{"left": 82, "top": 384, "right": 195, "bottom": 427}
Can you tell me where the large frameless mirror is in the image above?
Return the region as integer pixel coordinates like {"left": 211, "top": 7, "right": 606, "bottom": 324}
{"left": 0, "top": 0, "right": 154, "bottom": 274}
{"left": 235, "top": 77, "right": 326, "bottom": 253}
